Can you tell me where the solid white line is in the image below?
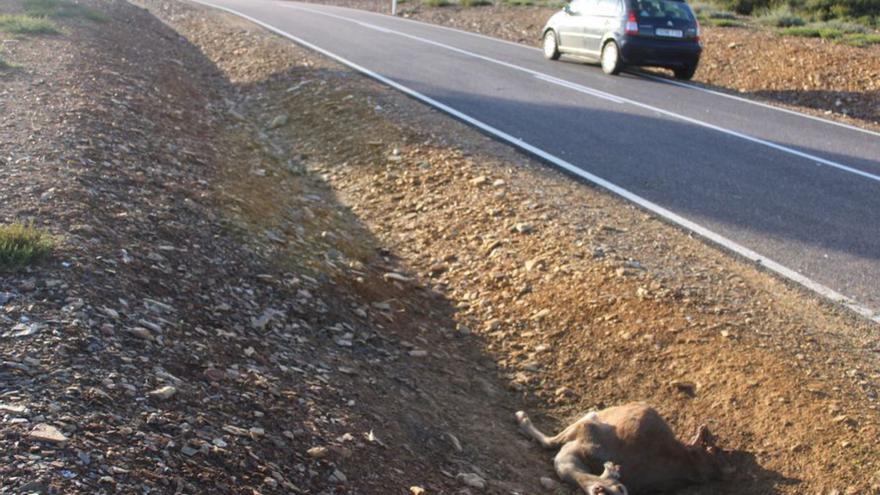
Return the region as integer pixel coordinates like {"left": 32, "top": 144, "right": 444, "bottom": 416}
{"left": 284, "top": 1, "right": 880, "bottom": 138}
{"left": 289, "top": 4, "right": 880, "bottom": 185}
{"left": 185, "top": 0, "right": 879, "bottom": 323}
{"left": 535, "top": 74, "right": 624, "bottom": 103}
{"left": 636, "top": 72, "right": 880, "bottom": 139}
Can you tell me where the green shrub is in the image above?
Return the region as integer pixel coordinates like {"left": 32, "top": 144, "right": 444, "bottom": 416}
{"left": 781, "top": 25, "right": 844, "bottom": 36}
{"left": 22, "top": 0, "right": 108, "bottom": 22}
{"left": 0, "top": 14, "right": 59, "bottom": 35}
{"left": 817, "top": 19, "right": 867, "bottom": 32}
{"left": 711, "top": 18, "right": 747, "bottom": 26}
{"left": 757, "top": 5, "right": 806, "bottom": 26}
{"left": 423, "top": 0, "right": 453, "bottom": 6}
{"left": 460, "top": 0, "right": 493, "bottom": 5}
{"left": 842, "top": 32, "right": 880, "bottom": 44}
{"left": 0, "top": 223, "right": 54, "bottom": 270}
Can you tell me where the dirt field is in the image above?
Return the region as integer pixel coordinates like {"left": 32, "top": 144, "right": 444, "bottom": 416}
{"left": 295, "top": 0, "right": 880, "bottom": 130}
{"left": 1, "top": 0, "right": 879, "bottom": 493}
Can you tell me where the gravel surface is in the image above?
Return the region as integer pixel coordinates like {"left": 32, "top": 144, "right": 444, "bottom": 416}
{"left": 1, "top": 0, "right": 879, "bottom": 494}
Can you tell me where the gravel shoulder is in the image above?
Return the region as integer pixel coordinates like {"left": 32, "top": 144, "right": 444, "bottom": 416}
{"left": 1, "top": 0, "right": 879, "bottom": 494}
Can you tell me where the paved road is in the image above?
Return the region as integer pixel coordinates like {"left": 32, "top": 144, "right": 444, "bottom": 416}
{"left": 193, "top": 0, "right": 880, "bottom": 321}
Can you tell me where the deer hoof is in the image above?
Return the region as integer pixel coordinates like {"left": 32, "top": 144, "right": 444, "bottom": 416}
{"left": 515, "top": 411, "right": 530, "bottom": 426}
{"left": 691, "top": 424, "right": 714, "bottom": 447}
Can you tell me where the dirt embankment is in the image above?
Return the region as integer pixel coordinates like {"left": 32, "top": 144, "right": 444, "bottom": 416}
{"left": 1, "top": 0, "right": 879, "bottom": 494}
{"left": 297, "top": 0, "right": 880, "bottom": 129}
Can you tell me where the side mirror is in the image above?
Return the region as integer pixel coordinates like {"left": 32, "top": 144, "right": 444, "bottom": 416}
{"left": 563, "top": 4, "right": 574, "bottom": 14}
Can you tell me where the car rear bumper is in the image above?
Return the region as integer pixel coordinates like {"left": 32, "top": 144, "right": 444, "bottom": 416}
{"left": 619, "top": 35, "right": 701, "bottom": 68}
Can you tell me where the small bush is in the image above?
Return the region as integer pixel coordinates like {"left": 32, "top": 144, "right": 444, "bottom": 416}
{"left": 691, "top": 2, "right": 738, "bottom": 21}
{"left": 842, "top": 32, "right": 880, "bottom": 45}
{"left": 22, "top": 0, "right": 108, "bottom": 22}
{"left": 0, "top": 223, "right": 54, "bottom": 270}
{"left": 0, "top": 14, "right": 59, "bottom": 35}
{"left": 710, "top": 18, "right": 747, "bottom": 26}
{"left": 0, "top": 55, "right": 10, "bottom": 70}
{"left": 757, "top": 5, "right": 806, "bottom": 26}
{"left": 460, "top": 0, "right": 493, "bottom": 5}
{"left": 423, "top": 0, "right": 452, "bottom": 6}
{"left": 780, "top": 25, "right": 843, "bottom": 37}
{"left": 817, "top": 19, "right": 867, "bottom": 32}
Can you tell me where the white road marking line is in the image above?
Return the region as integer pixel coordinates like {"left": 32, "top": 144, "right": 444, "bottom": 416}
{"left": 636, "top": 72, "right": 880, "bottom": 139}
{"left": 535, "top": 74, "right": 624, "bottom": 103}
{"left": 358, "top": 21, "right": 392, "bottom": 33}
{"left": 288, "top": 1, "right": 880, "bottom": 138}
{"left": 290, "top": 4, "right": 880, "bottom": 185}
{"left": 187, "top": 0, "right": 879, "bottom": 323}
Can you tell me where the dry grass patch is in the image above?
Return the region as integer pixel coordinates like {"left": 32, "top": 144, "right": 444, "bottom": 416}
{"left": 0, "top": 222, "right": 54, "bottom": 270}
{"left": 0, "top": 14, "right": 59, "bottom": 35}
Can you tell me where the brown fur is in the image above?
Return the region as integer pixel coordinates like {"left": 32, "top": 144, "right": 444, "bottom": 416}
{"left": 516, "top": 403, "right": 727, "bottom": 494}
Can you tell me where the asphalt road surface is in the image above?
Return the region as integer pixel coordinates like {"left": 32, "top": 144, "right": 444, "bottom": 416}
{"left": 192, "top": 0, "right": 880, "bottom": 322}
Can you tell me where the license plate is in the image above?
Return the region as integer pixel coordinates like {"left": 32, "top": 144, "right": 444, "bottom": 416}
{"left": 655, "top": 28, "right": 683, "bottom": 38}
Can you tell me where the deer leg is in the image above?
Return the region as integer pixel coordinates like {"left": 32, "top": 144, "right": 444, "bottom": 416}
{"left": 554, "top": 442, "right": 628, "bottom": 495}
{"left": 689, "top": 424, "right": 716, "bottom": 448}
{"left": 515, "top": 411, "right": 568, "bottom": 450}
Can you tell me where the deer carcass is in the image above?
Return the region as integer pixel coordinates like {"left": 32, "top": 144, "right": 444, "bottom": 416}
{"left": 516, "top": 403, "right": 727, "bottom": 494}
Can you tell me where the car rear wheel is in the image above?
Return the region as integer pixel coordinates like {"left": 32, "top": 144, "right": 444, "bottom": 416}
{"left": 600, "top": 41, "right": 622, "bottom": 75}
{"left": 543, "top": 30, "right": 560, "bottom": 60}
{"left": 673, "top": 64, "right": 697, "bottom": 80}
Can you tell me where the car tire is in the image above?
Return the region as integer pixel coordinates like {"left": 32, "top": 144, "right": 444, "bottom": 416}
{"left": 673, "top": 64, "right": 697, "bottom": 80}
{"left": 543, "top": 30, "right": 561, "bottom": 60}
{"left": 600, "top": 41, "right": 622, "bottom": 75}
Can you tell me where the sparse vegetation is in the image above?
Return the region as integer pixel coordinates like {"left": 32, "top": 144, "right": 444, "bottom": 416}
{"left": 460, "top": 0, "right": 493, "bottom": 6}
{"left": 423, "top": 0, "right": 453, "bottom": 6}
{"left": 0, "top": 54, "right": 10, "bottom": 70}
{"left": 0, "top": 14, "right": 60, "bottom": 35}
{"left": 22, "top": 0, "right": 108, "bottom": 22}
{"left": 781, "top": 19, "right": 871, "bottom": 39}
{"left": 842, "top": 31, "right": 880, "bottom": 44}
{"left": 710, "top": 18, "right": 748, "bottom": 26}
{"left": 0, "top": 222, "right": 54, "bottom": 270}
{"left": 757, "top": 5, "right": 806, "bottom": 26}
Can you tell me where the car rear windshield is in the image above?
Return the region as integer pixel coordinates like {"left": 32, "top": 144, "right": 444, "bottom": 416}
{"left": 634, "top": 0, "right": 694, "bottom": 20}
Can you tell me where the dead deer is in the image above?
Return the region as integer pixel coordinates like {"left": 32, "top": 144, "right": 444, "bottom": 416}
{"left": 515, "top": 403, "right": 727, "bottom": 494}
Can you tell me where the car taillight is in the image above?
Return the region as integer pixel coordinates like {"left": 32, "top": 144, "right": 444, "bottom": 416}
{"left": 625, "top": 11, "right": 639, "bottom": 35}
{"left": 694, "top": 18, "right": 701, "bottom": 41}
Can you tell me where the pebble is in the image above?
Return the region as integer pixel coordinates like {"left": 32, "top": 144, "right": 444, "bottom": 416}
{"left": 128, "top": 327, "right": 153, "bottom": 340}
{"left": 329, "top": 468, "right": 348, "bottom": 483}
{"left": 308, "top": 446, "right": 329, "bottom": 458}
{"left": 514, "top": 223, "right": 534, "bottom": 234}
{"left": 540, "top": 477, "right": 559, "bottom": 490}
{"left": 456, "top": 472, "right": 486, "bottom": 489}
{"left": 470, "top": 176, "right": 488, "bottom": 186}
{"left": 147, "top": 385, "right": 177, "bottom": 400}
{"left": 28, "top": 424, "right": 68, "bottom": 444}
{"left": 268, "top": 114, "right": 288, "bottom": 129}
{"left": 531, "top": 309, "right": 551, "bottom": 320}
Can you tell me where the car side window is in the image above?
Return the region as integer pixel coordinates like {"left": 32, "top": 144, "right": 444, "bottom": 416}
{"left": 569, "top": 0, "right": 596, "bottom": 15}
{"left": 596, "top": 0, "right": 621, "bottom": 15}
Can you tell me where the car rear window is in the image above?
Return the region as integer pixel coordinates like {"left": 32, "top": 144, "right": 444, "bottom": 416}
{"left": 635, "top": 0, "right": 694, "bottom": 20}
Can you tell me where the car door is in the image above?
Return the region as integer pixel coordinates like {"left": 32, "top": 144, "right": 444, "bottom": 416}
{"left": 583, "top": 0, "right": 622, "bottom": 53}
{"left": 557, "top": 0, "right": 591, "bottom": 51}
